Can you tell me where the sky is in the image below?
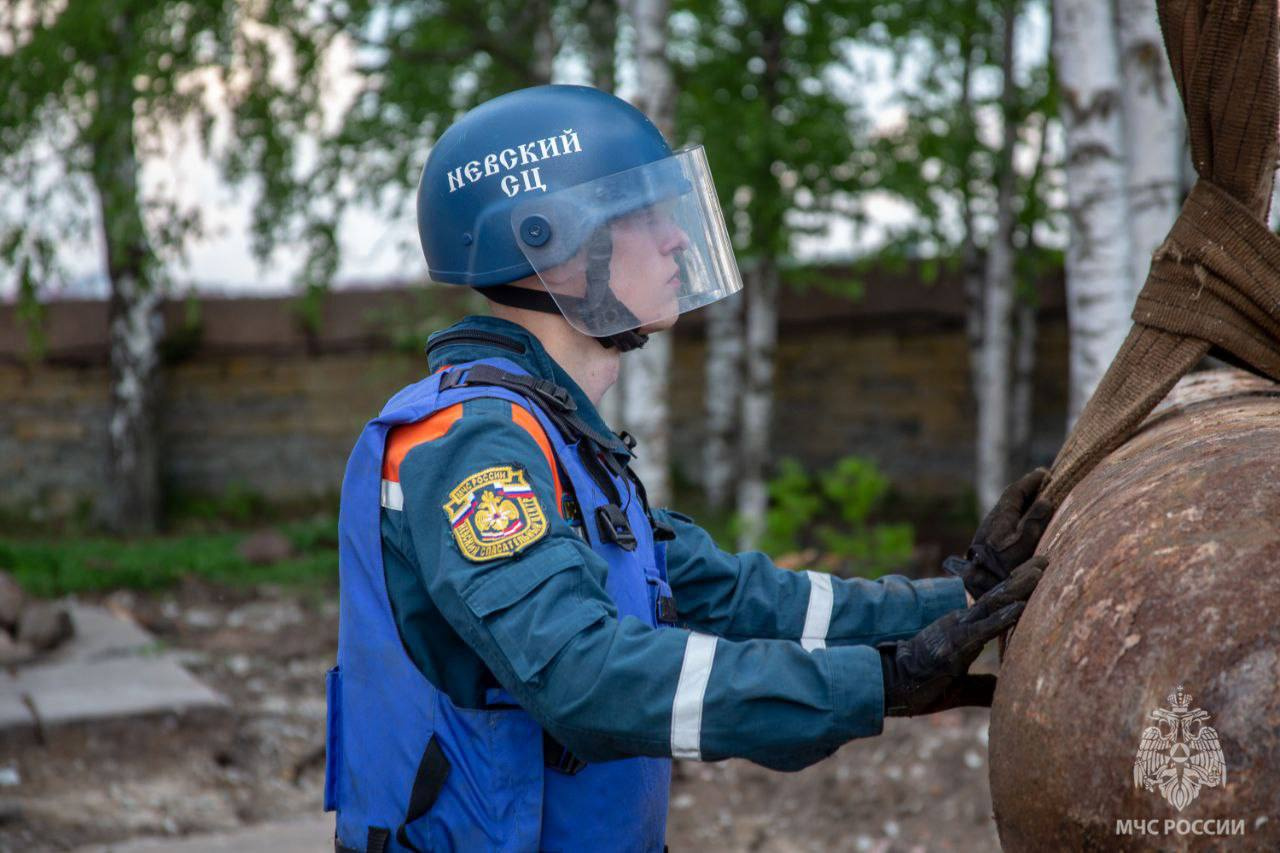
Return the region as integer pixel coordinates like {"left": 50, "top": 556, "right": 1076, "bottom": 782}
{"left": 1, "top": 6, "right": 1051, "bottom": 302}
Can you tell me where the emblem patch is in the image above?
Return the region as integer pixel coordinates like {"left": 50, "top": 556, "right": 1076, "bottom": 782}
{"left": 443, "top": 464, "right": 548, "bottom": 561}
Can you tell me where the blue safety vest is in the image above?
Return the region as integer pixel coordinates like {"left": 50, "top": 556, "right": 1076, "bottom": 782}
{"left": 326, "top": 357, "right": 675, "bottom": 851}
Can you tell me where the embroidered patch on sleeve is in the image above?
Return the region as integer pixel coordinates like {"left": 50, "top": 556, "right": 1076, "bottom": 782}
{"left": 443, "top": 464, "right": 549, "bottom": 561}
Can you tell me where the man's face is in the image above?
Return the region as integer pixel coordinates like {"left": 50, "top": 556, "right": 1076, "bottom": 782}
{"left": 536, "top": 199, "right": 692, "bottom": 335}
{"left": 607, "top": 200, "right": 690, "bottom": 334}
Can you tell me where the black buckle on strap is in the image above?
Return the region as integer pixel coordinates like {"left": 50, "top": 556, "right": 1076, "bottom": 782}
{"left": 656, "top": 595, "right": 679, "bottom": 624}
{"left": 544, "top": 730, "right": 588, "bottom": 775}
{"left": 595, "top": 504, "right": 637, "bottom": 551}
{"left": 463, "top": 364, "right": 576, "bottom": 412}
{"left": 528, "top": 376, "right": 575, "bottom": 412}
{"left": 438, "top": 368, "right": 465, "bottom": 391}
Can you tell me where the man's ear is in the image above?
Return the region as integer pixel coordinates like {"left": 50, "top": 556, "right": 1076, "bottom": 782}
{"left": 541, "top": 255, "right": 588, "bottom": 295}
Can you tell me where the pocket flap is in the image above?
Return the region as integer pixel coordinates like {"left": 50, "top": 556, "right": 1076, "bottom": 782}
{"left": 462, "top": 539, "right": 581, "bottom": 618}
{"left": 460, "top": 539, "right": 607, "bottom": 683}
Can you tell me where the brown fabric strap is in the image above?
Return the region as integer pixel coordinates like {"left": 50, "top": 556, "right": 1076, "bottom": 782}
{"left": 1043, "top": 0, "right": 1280, "bottom": 507}
{"left": 1043, "top": 329, "right": 1208, "bottom": 507}
{"left": 1135, "top": 179, "right": 1280, "bottom": 380}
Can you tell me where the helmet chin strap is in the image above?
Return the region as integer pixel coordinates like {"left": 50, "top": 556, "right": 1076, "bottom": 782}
{"left": 579, "top": 227, "right": 650, "bottom": 352}
{"left": 482, "top": 227, "right": 650, "bottom": 352}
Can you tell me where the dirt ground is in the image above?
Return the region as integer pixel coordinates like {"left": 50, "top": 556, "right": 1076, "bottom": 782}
{"left": 0, "top": 580, "right": 1001, "bottom": 852}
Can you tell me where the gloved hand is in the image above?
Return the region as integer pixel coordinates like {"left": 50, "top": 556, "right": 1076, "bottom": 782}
{"left": 879, "top": 556, "right": 1046, "bottom": 717}
{"left": 945, "top": 468, "right": 1053, "bottom": 600}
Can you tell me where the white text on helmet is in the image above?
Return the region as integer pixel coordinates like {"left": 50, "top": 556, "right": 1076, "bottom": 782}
{"left": 500, "top": 168, "right": 547, "bottom": 197}
{"left": 446, "top": 129, "right": 582, "bottom": 193}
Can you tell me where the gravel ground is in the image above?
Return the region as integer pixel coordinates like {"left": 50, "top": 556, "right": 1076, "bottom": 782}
{"left": 0, "top": 580, "right": 1000, "bottom": 851}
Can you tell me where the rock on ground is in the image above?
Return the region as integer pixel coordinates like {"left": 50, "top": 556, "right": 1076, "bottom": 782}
{"left": 17, "top": 603, "right": 73, "bottom": 652}
{"left": 0, "top": 571, "right": 24, "bottom": 631}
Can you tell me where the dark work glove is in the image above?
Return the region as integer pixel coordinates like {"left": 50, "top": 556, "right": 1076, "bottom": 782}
{"left": 879, "top": 557, "right": 1046, "bottom": 717}
{"left": 945, "top": 468, "right": 1053, "bottom": 600}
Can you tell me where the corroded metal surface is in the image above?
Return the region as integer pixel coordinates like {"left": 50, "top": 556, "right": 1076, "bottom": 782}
{"left": 990, "top": 369, "right": 1280, "bottom": 851}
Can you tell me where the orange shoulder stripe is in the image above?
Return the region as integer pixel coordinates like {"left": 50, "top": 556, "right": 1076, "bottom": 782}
{"left": 511, "top": 405, "right": 564, "bottom": 516}
{"left": 380, "top": 398, "right": 564, "bottom": 518}
{"left": 382, "top": 403, "right": 464, "bottom": 482}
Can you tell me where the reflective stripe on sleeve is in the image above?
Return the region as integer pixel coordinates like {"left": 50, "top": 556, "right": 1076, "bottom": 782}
{"left": 381, "top": 479, "right": 404, "bottom": 511}
{"left": 670, "top": 633, "right": 718, "bottom": 760}
{"left": 800, "top": 571, "right": 833, "bottom": 651}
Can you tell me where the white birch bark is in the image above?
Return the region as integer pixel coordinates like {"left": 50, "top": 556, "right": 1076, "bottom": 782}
{"left": 736, "top": 260, "right": 777, "bottom": 549}
{"left": 617, "top": 0, "right": 675, "bottom": 504}
{"left": 621, "top": 336, "right": 672, "bottom": 502}
{"left": 1054, "top": 0, "right": 1133, "bottom": 424}
{"left": 976, "top": 0, "right": 1019, "bottom": 513}
{"left": 99, "top": 9, "right": 163, "bottom": 533}
{"left": 1117, "top": 0, "right": 1183, "bottom": 306}
{"left": 702, "top": 293, "right": 742, "bottom": 510}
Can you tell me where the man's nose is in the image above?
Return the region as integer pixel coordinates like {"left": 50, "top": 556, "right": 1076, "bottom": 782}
{"left": 658, "top": 221, "right": 691, "bottom": 255}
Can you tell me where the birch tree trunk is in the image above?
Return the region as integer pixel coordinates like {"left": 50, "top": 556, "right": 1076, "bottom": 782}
{"left": 955, "top": 26, "right": 986, "bottom": 453}
{"left": 1054, "top": 0, "right": 1133, "bottom": 424}
{"left": 702, "top": 293, "right": 742, "bottom": 510}
{"left": 95, "top": 10, "right": 162, "bottom": 533}
{"left": 618, "top": 0, "right": 675, "bottom": 504}
{"left": 1010, "top": 299, "right": 1038, "bottom": 473}
{"left": 736, "top": 259, "right": 778, "bottom": 549}
{"left": 975, "top": 0, "right": 1019, "bottom": 512}
{"left": 531, "top": 0, "right": 556, "bottom": 84}
{"left": 735, "top": 20, "right": 786, "bottom": 550}
{"left": 585, "top": 0, "right": 618, "bottom": 93}
{"left": 590, "top": 0, "right": 623, "bottom": 431}
{"left": 1117, "top": 0, "right": 1183, "bottom": 306}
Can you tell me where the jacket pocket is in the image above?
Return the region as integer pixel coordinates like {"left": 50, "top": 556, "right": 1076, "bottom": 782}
{"left": 324, "top": 665, "right": 341, "bottom": 812}
{"left": 460, "top": 540, "right": 608, "bottom": 683}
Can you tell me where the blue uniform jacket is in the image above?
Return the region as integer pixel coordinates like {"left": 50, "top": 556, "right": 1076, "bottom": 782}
{"left": 381, "top": 315, "right": 967, "bottom": 771}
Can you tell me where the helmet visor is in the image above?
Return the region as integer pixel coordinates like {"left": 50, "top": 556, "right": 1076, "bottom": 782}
{"left": 509, "top": 146, "right": 743, "bottom": 338}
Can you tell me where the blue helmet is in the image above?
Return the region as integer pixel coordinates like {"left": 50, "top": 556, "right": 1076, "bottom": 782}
{"left": 417, "top": 85, "right": 675, "bottom": 287}
{"left": 417, "top": 85, "right": 742, "bottom": 342}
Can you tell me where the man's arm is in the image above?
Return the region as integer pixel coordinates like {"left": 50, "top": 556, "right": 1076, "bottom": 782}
{"left": 397, "top": 411, "right": 888, "bottom": 771}
{"left": 655, "top": 509, "right": 968, "bottom": 648}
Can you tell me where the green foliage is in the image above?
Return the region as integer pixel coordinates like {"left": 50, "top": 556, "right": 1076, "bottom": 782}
{"left": 0, "top": 516, "right": 339, "bottom": 598}
{"left": 224, "top": 0, "right": 609, "bottom": 291}
{"left": 166, "top": 484, "right": 269, "bottom": 525}
{"left": 759, "top": 459, "right": 823, "bottom": 553}
{"left": 854, "top": 0, "right": 1062, "bottom": 273}
{"left": 758, "top": 456, "right": 915, "bottom": 577}
{"left": 0, "top": 0, "right": 243, "bottom": 301}
{"left": 670, "top": 0, "right": 873, "bottom": 285}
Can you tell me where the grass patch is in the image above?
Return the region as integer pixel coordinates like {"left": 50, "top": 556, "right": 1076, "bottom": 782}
{"left": 0, "top": 516, "right": 339, "bottom": 598}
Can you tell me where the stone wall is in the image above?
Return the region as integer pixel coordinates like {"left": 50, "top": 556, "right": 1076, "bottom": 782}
{"left": 670, "top": 318, "right": 1068, "bottom": 498}
{"left": 0, "top": 268, "right": 1068, "bottom": 523}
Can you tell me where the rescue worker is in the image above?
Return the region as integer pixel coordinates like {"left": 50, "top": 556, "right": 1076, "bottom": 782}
{"left": 326, "top": 85, "right": 1051, "bottom": 852}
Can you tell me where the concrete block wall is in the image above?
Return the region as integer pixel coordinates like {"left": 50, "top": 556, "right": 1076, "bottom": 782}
{"left": 0, "top": 268, "right": 1070, "bottom": 523}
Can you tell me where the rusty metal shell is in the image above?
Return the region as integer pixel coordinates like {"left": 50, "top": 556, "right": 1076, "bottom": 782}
{"left": 989, "top": 369, "right": 1280, "bottom": 851}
